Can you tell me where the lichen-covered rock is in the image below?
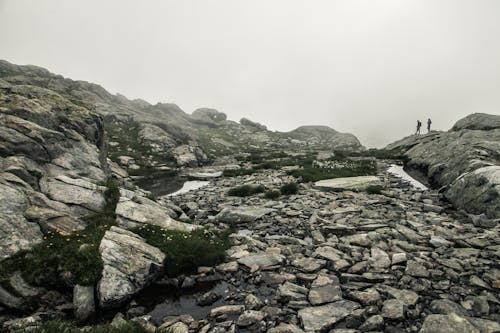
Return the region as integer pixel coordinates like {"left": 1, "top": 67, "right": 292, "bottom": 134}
{"left": 73, "top": 285, "right": 95, "bottom": 321}
{"left": 98, "top": 226, "right": 165, "bottom": 308}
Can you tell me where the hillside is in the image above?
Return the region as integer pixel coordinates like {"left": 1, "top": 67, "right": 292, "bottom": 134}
{"left": 0, "top": 60, "right": 363, "bottom": 172}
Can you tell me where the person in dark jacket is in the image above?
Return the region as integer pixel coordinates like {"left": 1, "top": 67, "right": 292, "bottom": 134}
{"left": 427, "top": 118, "right": 432, "bottom": 133}
{"left": 415, "top": 120, "right": 422, "bottom": 135}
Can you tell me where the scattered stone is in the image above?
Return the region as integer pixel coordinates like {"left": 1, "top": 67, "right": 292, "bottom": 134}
{"left": 297, "top": 300, "right": 361, "bottom": 332}
{"left": 382, "top": 299, "right": 406, "bottom": 320}
{"left": 419, "top": 313, "right": 479, "bottom": 333}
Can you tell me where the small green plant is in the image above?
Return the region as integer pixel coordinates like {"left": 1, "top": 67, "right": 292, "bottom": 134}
{"left": 280, "top": 182, "right": 299, "bottom": 195}
{"left": 366, "top": 185, "right": 383, "bottom": 194}
{"left": 264, "top": 190, "right": 281, "bottom": 199}
{"left": 133, "top": 226, "right": 231, "bottom": 277}
{"left": 227, "top": 184, "right": 266, "bottom": 197}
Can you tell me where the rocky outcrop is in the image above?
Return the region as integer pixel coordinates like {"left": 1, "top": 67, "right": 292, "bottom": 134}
{"left": 98, "top": 226, "right": 165, "bottom": 308}
{"left": 387, "top": 113, "right": 500, "bottom": 218}
{"left": 240, "top": 117, "right": 267, "bottom": 131}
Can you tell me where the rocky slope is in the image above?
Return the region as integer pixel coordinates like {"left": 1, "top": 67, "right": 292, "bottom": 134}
{"left": 387, "top": 113, "right": 500, "bottom": 218}
{"left": 0, "top": 60, "right": 363, "bottom": 171}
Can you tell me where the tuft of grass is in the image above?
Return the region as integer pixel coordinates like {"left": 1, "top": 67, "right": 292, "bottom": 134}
{"left": 227, "top": 184, "right": 266, "bottom": 197}
{"left": 366, "top": 185, "right": 383, "bottom": 194}
{"left": 0, "top": 180, "right": 120, "bottom": 289}
{"left": 14, "top": 319, "right": 168, "bottom": 333}
{"left": 264, "top": 190, "right": 281, "bottom": 199}
{"left": 280, "top": 182, "right": 299, "bottom": 195}
{"left": 133, "top": 226, "right": 231, "bottom": 277}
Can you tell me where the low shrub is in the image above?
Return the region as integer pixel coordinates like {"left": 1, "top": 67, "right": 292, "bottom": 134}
{"left": 264, "top": 190, "right": 281, "bottom": 199}
{"left": 227, "top": 184, "right": 266, "bottom": 197}
{"left": 133, "top": 226, "right": 231, "bottom": 277}
{"left": 280, "top": 182, "right": 299, "bottom": 195}
{"left": 366, "top": 185, "right": 383, "bottom": 194}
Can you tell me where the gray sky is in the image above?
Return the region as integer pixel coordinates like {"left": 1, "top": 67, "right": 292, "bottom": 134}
{"left": 1, "top": 0, "right": 499, "bottom": 147}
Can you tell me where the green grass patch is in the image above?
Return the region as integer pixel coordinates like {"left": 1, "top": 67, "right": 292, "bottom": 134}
{"left": 133, "top": 226, "right": 231, "bottom": 277}
{"left": 288, "top": 160, "right": 377, "bottom": 183}
{"left": 227, "top": 184, "right": 266, "bottom": 197}
{"left": 366, "top": 185, "right": 383, "bottom": 194}
{"left": 280, "top": 182, "right": 299, "bottom": 195}
{"left": 222, "top": 168, "right": 257, "bottom": 177}
{"left": 333, "top": 148, "right": 406, "bottom": 160}
{"left": 0, "top": 180, "right": 120, "bottom": 289}
{"left": 264, "top": 190, "right": 281, "bottom": 199}
{"left": 14, "top": 319, "right": 167, "bottom": 333}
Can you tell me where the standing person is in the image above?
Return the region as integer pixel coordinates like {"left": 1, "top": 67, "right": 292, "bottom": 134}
{"left": 427, "top": 118, "right": 432, "bottom": 133}
{"left": 415, "top": 120, "right": 422, "bottom": 135}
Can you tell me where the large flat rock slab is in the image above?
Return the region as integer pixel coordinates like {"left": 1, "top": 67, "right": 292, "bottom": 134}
{"left": 314, "top": 176, "right": 382, "bottom": 191}
{"left": 216, "top": 206, "right": 275, "bottom": 224}
{"left": 116, "top": 197, "right": 199, "bottom": 232}
{"left": 298, "top": 300, "right": 361, "bottom": 332}
{"left": 98, "top": 226, "right": 165, "bottom": 308}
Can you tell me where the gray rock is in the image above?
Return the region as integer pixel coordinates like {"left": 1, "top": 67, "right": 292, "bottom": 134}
{"left": 359, "top": 315, "right": 384, "bottom": 331}
{"left": 279, "top": 282, "right": 308, "bottom": 301}
{"left": 308, "top": 275, "right": 342, "bottom": 305}
{"left": 466, "top": 317, "right": 500, "bottom": 333}
{"left": 237, "top": 253, "right": 285, "bottom": 271}
{"left": 73, "top": 285, "right": 95, "bottom": 321}
{"left": 349, "top": 288, "right": 381, "bottom": 306}
{"left": 430, "top": 299, "right": 468, "bottom": 316}
{"left": 292, "top": 257, "right": 326, "bottom": 272}
{"left": 0, "top": 179, "right": 43, "bottom": 259}
{"left": 419, "top": 313, "right": 479, "bottom": 333}
{"left": 39, "top": 176, "right": 106, "bottom": 214}
{"left": 297, "top": 300, "right": 361, "bottom": 332}
{"left": 267, "top": 323, "right": 304, "bottom": 333}
{"left": 314, "top": 176, "right": 383, "bottom": 192}
{"left": 236, "top": 310, "right": 266, "bottom": 326}
{"left": 382, "top": 299, "right": 406, "bottom": 320}
{"left": 98, "top": 227, "right": 165, "bottom": 308}
{"left": 405, "top": 260, "right": 430, "bottom": 278}
{"left": 378, "top": 286, "right": 419, "bottom": 306}
{"left": 369, "top": 247, "right": 391, "bottom": 269}
{"left": 210, "top": 305, "right": 245, "bottom": 317}
{"left": 115, "top": 197, "right": 198, "bottom": 231}
{"left": 216, "top": 206, "right": 275, "bottom": 224}
{"left": 445, "top": 166, "right": 500, "bottom": 218}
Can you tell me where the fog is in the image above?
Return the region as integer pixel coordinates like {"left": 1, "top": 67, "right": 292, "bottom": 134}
{"left": 1, "top": 0, "right": 499, "bottom": 147}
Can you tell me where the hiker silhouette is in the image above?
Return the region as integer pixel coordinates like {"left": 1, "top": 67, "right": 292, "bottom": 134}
{"left": 427, "top": 118, "right": 432, "bottom": 133}
{"left": 415, "top": 120, "right": 422, "bottom": 135}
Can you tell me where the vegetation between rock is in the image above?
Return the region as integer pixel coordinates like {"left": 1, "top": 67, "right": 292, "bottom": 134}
{"left": 132, "top": 225, "right": 231, "bottom": 277}
{"left": 227, "top": 184, "right": 266, "bottom": 197}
